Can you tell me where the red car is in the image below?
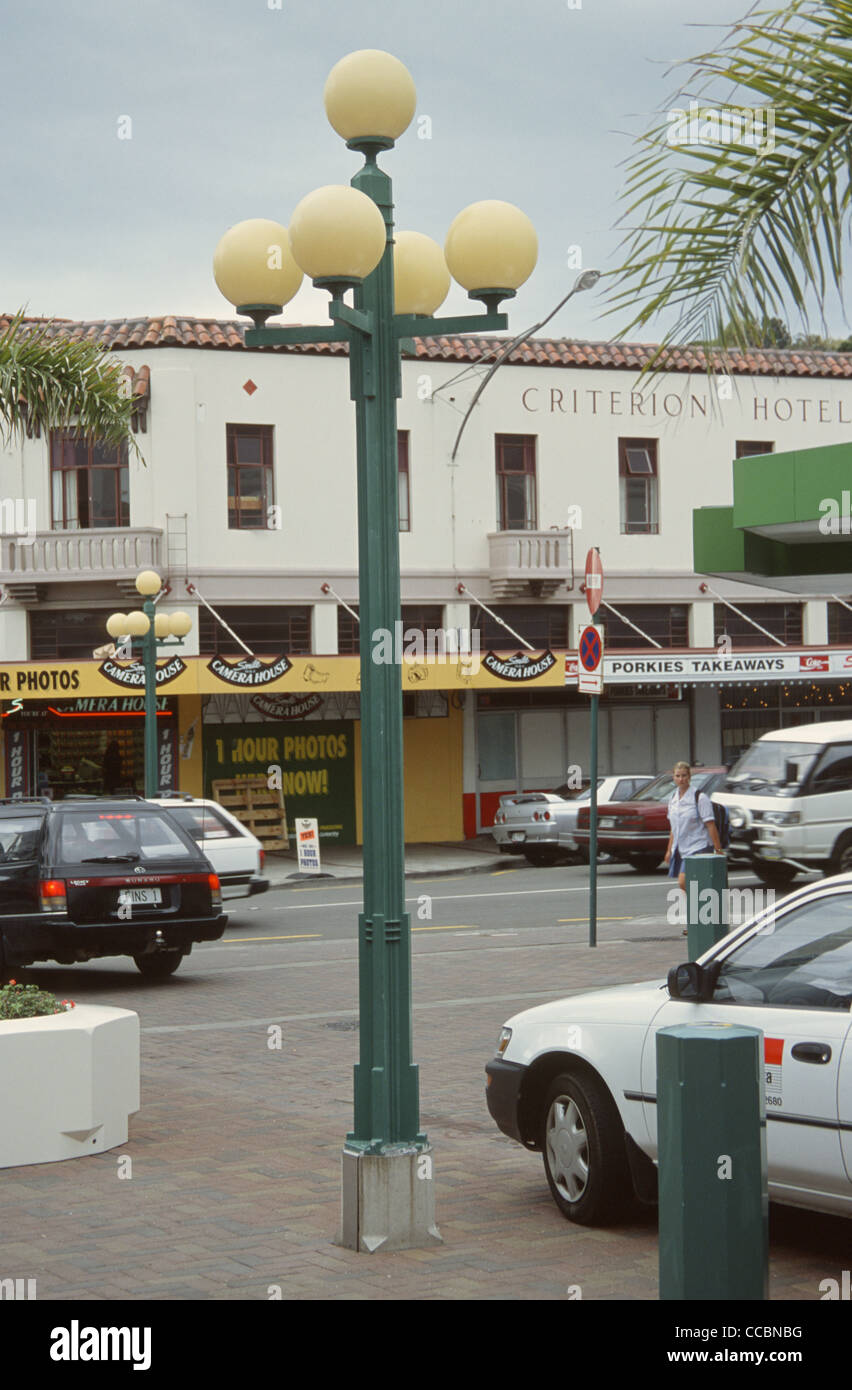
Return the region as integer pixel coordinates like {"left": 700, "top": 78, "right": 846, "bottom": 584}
{"left": 573, "top": 766, "right": 728, "bottom": 872}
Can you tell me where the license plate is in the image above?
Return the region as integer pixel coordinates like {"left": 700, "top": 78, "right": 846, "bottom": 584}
{"left": 760, "top": 848, "right": 781, "bottom": 861}
{"left": 600, "top": 817, "right": 616, "bottom": 828}
{"left": 117, "top": 888, "right": 163, "bottom": 905}
{"left": 509, "top": 831, "right": 525, "bottom": 842}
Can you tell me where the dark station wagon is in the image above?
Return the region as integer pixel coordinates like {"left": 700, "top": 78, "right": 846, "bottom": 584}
{"left": 0, "top": 797, "right": 227, "bottom": 979}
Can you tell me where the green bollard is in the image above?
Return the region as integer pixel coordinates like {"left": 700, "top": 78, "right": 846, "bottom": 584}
{"left": 657, "top": 1024, "right": 768, "bottom": 1301}
{"left": 684, "top": 852, "right": 728, "bottom": 961}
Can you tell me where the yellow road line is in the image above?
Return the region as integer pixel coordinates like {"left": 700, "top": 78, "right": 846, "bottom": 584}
{"left": 491, "top": 869, "right": 517, "bottom": 876}
{"left": 412, "top": 924, "right": 479, "bottom": 933}
{"left": 410, "top": 877, "right": 465, "bottom": 885}
{"left": 557, "top": 916, "right": 633, "bottom": 924}
{"left": 224, "top": 934, "right": 323, "bottom": 943}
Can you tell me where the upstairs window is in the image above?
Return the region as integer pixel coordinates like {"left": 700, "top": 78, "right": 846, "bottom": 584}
{"left": 714, "top": 602, "right": 802, "bottom": 649}
{"left": 495, "top": 435, "right": 537, "bottom": 531}
{"left": 619, "top": 438, "right": 658, "bottom": 534}
{"left": 51, "top": 432, "right": 129, "bottom": 530}
{"left": 735, "top": 441, "right": 775, "bottom": 458}
{"left": 227, "top": 425, "right": 274, "bottom": 530}
{"left": 398, "top": 431, "right": 411, "bottom": 532}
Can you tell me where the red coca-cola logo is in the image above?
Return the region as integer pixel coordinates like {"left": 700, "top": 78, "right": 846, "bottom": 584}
{"left": 799, "top": 654, "right": 829, "bottom": 671}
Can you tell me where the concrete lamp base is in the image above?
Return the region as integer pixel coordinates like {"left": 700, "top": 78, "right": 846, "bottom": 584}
{"left": 338, "top": 1144, "right": 443, "bottom": 1253}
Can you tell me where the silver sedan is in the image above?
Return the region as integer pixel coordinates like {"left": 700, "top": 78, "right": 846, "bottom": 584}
{"left": 490, "top": 774, "right": 654, "bottom": 867}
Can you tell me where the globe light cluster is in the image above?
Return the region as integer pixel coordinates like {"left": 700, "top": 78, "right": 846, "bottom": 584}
{"left": 212, "top": 49, "right": 538, "bottom": 318}
{"left": 106, "top": 573, "right": 191, "bottom": 644}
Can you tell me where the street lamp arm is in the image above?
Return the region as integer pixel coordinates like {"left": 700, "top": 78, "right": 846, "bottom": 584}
{"left": 244, "top": 324, "right": 349, "bottom": 348}
{"left": 392, "top": 311, "right": 508, "bottom": 339}
{"left": 449, "top": 272, "right": 600, "bottom": 461}
{"left": 330, "top": 303, "right": 373, "bottom": 336}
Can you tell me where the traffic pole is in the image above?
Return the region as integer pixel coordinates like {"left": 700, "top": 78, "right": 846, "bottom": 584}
{"left": 589, "top": 687, "right": 598, "bottom": 948}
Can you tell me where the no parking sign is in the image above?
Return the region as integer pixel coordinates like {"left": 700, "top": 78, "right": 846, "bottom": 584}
{"left": 578, "top": 624, "right": 605, "bottom": 695}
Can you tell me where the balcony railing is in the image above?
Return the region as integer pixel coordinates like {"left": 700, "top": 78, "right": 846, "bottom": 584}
{"left": 0, "top": 528, "right": 163, "bottom": 599}
{"left": 487, "top": 529, "right": 574, "bottom": 598}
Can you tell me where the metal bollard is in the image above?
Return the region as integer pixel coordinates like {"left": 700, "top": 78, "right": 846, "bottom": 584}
{"left": 684, "top": 852, "right": 728, "bottom": 961}
{"left": 657, "top": 1024, "right": 768, "bottom": 1301}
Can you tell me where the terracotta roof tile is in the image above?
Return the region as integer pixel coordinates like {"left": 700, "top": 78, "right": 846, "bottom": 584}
{"left": 1, "top": 313, "right": 851, "bottom": 378}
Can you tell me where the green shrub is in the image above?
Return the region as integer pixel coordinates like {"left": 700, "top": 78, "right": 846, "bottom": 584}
{"left": 0, "top": 981, "right": 76, "bottom": 1020}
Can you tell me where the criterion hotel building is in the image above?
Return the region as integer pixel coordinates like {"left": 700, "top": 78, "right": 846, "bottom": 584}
{"left": 1, "top": 314, "right": 851, "bottom": 840}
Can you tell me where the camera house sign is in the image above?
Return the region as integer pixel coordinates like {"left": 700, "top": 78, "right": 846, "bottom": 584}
{"left": 521, "top": 387, "right": 852, "bottom": 424}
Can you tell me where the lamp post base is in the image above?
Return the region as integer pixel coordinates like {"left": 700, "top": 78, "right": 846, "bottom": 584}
{"left": 337, "top": 1144, "right": 442, "bottom": 1253}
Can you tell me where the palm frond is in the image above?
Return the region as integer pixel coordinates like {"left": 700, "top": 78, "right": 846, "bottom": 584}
{"left": 606, "top": 0, "right": 852, "bottom": 365}
{"left": 0, "top": 310, "right": 140, "bottom": 457}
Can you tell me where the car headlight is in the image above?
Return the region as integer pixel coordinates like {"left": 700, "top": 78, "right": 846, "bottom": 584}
{"left": 496, "top": 1027, "right": 512, "bottom": 1056}
{"left": 761, "top": 811, "right": 800, "bottom": 826}
{"left": 728, "top": 807, "right": 746, "bottom": 829}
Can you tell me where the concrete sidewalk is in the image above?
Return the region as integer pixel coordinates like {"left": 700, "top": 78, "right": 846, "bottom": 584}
{"left": 264, "top": 835, "right": 512, "bottom": 888}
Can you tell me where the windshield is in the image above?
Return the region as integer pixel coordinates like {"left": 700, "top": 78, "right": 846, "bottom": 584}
{"left": 633, "top": 770, "right": 717, "bottom": 803}
{"left": 725, "top": 740, "right": 817, "bottom": 795}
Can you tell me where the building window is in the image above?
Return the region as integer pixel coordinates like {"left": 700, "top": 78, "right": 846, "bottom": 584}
{"left": 828, "top": 603, "right": 852, "bottom": 645}
{"left": 495, "top": 435, "right": 537, "bottom": 530}
{"left": 470, "top": 604, "right": 569, "bottom": 651}
{"left": 227, "top": 425, "right": 274, "bottom": 530}
{"left": 735, "top": 441, "right": 775, "bottom": 458}
{"left": 618, "top": 439, "right": 658, "bottom": 534}
{"left": 50, "top": 432, "right": 129, "bottom": 530}
{"left": 30, "top": 609, "right": 114, "bottom": 660}
{"left": 398, "top": 431, "right": 410, "bottom": 532}
{"left": 199, "top": 606, "right": 311, "bottom": 655}
{"left": 714, "top": 603, "right": 802, "bottom": 649}
{"left": 336, "top": 604, "right": 444, "bottom": 657}
{"left": 603, "top": 604, "right": 689, "bottom": 650}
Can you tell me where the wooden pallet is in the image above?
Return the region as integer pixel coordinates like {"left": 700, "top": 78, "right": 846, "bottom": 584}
{"left": 212, "top": 777, "right": 289, "bottom": 850}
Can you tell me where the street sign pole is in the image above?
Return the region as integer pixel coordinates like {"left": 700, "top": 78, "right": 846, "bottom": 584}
{"left": 581, "top": 548, "right": 604, "bottom": 950}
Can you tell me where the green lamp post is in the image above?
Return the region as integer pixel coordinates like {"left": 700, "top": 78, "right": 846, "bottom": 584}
{"left": 213, "top": 47, "right": 538, "bottom": 1252}
{"left": 106, "top": 570, "right": 192, "bottom": 797}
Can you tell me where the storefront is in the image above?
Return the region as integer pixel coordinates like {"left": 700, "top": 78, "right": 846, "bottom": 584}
{"left": 2, "top": 695, "right": 178, "bottom": 799}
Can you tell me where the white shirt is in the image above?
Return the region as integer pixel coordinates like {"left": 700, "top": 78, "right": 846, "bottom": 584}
{"left": 668, "top": 785, "right": 715, "bottom": 857}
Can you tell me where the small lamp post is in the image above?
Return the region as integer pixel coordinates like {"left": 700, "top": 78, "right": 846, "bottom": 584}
{"left": 213, "top": 47, "right": 538, "bottom": 1252}
{"left": 106, "top": 570, "right": 192, "bottom": 797}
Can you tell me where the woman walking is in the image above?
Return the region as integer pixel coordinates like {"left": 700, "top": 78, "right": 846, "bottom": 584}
{"left": 663, "top": 761, "right": 724, "bottom": 893}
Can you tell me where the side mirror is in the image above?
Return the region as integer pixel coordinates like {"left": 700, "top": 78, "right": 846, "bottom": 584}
{"left": 667, "top": 961, "right": 717, "bottom": 1001}
{"left": 784, "top": 760, "right": 799, "bottom": 786}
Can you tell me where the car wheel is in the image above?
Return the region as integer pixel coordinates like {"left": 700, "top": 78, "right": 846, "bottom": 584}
{"left": 752, "top": 860, "right": 798, "bottom": 887}
{"left": 133, "top": 949, "right": 185, "bottom": 979}
{"left": 832, "top": 836, "right": 852, "bottom": 876}
{"left": 541, "top": 1072, "right": 632, "bottom": 1226}
{"left": 627, "top": 854, "right": 661, "bottom": 874}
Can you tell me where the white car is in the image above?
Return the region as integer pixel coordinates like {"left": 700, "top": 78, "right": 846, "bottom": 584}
{"left": 152, "top": 797, "right": 269, "bottom": 901}
{"left": 490, "top": 774, "right": 654, "bottom": 866}
{"left": 486, "top": 873, "right": 852, "bottom": 1225}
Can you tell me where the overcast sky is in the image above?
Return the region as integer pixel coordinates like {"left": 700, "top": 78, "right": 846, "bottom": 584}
{"left": 2, "top": 0, "right": 843, "bottom": 343}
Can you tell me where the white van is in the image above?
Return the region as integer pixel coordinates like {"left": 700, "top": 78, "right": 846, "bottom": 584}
{"left": 714, "top": 719, "right": 852, "bottom": 886}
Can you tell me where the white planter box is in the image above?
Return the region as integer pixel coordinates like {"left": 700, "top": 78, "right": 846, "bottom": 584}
{"left": 0, "top": 1005, "right": 140, "bottom": 1169}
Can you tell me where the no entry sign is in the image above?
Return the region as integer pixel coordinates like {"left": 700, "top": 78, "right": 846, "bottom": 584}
{"left": 578, "top": 624, "right": 604, "bottom": 695}
{"left": 584, "top": 548, "right": 603, "bottom": 617}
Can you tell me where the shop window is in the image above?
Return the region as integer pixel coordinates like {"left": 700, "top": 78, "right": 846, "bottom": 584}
{"left": 714, "top": 603, "right": 802, "bottom": 649}
{"left": 30, "top": 609, "right": 114, "bottom": 660}
{"left": 470, "top": 604, "right": 569, "bottom": 651}
{"left": 398, "top": 431, "right": 410, "bottom": 532}
{"left": 227, "top": 424, "right": 274, "bottom": 530}
{"left": 618, "top": 438, "right": 658, "bottom": 534}
{"left": 495, "top": 435, "right": 537, "bottom": 531}
{"left": 602, "top": 604, "right": 688, "bottom": 650}
{"left": 199, "top": 605, "right": 311, "bottom": 655}
{"left": 735, "top": 441, "right": 774, "bottom": 458}
{"left": 50, "top": 432, "right": 129, "bottom": 530}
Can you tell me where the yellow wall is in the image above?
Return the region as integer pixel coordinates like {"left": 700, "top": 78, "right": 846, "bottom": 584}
{"left": 353, "top": 704, "right": 463, "bottom": 844}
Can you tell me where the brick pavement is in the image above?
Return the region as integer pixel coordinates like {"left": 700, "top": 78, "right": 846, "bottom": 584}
{"left": 0, "top": 922, "right": 846, "bottom": 1300}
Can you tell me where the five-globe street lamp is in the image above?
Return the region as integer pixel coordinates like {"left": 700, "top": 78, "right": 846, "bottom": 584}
{"left": 213, "top": 47, "right": 538, "bottom": 1252}
{"left": 106, "top": 571, "right": 191, "bottom": 797}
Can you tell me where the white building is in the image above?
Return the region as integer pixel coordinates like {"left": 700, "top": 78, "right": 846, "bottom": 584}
{"left": 1, "top": 315, "right": 850, "bottom": 839}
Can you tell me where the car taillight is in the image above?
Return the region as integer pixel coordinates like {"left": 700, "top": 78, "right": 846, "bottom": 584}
{"left": 208, "top": 873, "right": 222, "bottom": 910}
{"left": 40, "top": 879, "right": 67, "bottom": 913}
{"left": 259, "top": 849, "right": 265, "bottom": 872}
{"left": 542, "top": 811, "right": 551, "bottom": 821}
